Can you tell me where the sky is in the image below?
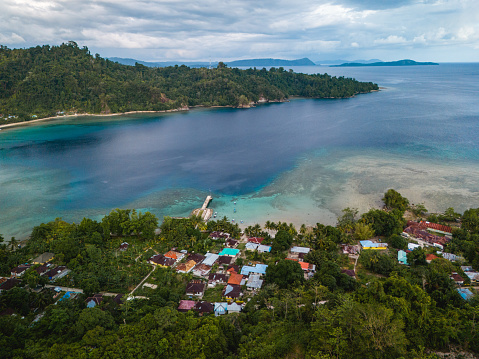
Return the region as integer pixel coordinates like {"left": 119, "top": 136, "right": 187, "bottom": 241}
{"left": 0, "top": 0, "right": 478, "bottom": 62}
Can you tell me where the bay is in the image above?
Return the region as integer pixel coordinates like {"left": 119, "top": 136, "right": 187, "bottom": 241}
{"left": 1, "top": 63, "right": 479, "bottom": 240}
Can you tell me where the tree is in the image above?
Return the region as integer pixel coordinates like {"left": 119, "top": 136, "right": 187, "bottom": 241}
{"left": 462, "top": 208, "right": 479, "bottom": 233}
{"left": 361, "top": 209, "right": 404, "bottom": 237}
{"left": 271, "top": 229, "right": 293, "bottom": 253}
{"left": 388, "top": 234, "right": 407, "bottom": 250}
{"left": 81, "top": 277, "right": 101, "bottom": 297}
{"left": 407, "top": 248, "right": 427, "bottom": 266}
{"left": 24, "top": 268, "right": 41, "bottom": 288}
{"left": 72, "top": 307, "right": 115, "bottom": 339}
{"left": 382, "top": 189, "right": 409, "bottom": 212}
{"left": 337, "top": 207, "right": 358, "bottom": 233}
{"left": 265, "top": 259, "right": 304, "bottom": 289}
{"left": 8, "top": 237, "right": 17, "bottom": 251}
{"left": 410, "top": 203, "right": 428, "bottom": 217}
{"left": 353, "top": 222, "right": 375, "bottom": 241}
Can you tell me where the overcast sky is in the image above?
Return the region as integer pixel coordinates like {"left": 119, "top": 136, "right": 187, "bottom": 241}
{"left": 1, "top": 0, "right": 478, "bottom": 62}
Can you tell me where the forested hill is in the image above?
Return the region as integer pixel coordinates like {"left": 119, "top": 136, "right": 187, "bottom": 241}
{"left": 0, "top": 42, "right": 378, "bottom": 124}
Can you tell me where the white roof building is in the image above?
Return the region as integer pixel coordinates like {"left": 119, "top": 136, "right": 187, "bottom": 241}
{"left": 203, "top": 253, "right": 220, "bottom": 266}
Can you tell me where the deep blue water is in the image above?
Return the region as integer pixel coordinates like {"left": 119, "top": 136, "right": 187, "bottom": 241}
{"left": 1, "top": 63, "right": 479, "bottom": 239}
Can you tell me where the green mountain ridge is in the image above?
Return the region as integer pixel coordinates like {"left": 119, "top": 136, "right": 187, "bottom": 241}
{"left": 110, "top": 57, "right": 317, "bottom": 68}
{"left": 0, "top": 42, "right": 378, "bottom": 124}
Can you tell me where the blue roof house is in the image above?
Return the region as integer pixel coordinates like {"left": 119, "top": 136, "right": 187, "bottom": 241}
{"left": 398, "top": 250, "right": 408, "bottom": 265}
{"left": 457, "top": 288, "right": 474, "bottom": 301}
{"left": 219, "top": 248, "right": 240, "bottom": 257}
{"left": 214, "top": 302, "right": 228, "bottom": 316}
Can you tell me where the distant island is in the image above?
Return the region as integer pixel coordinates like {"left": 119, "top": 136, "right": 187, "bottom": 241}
{"left": 0, "top": 43, "right": 378, "bottom": 125}
{"left": 226, "top": 58, "right": 316, "bottom": 67}
{"left": 109, "top": 57, "right": 317, "bottom": 68}
{"left": 331, "top": 59, "right": 439, "bottom": 67}
{"left": 315, "top": 59, "right": 382, "bottom": 66}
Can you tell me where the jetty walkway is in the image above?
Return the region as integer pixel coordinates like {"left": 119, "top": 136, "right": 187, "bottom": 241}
{"left": 191, "top": 195, "right": 213, "bottom": 221}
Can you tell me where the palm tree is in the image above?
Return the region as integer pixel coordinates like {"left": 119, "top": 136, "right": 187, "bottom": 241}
{"left": 8, "top": 237, "right": 17, "bottom": 251}
{"left": 189, "top": 214, "right": 203, "bottom": 229}
{"left": 265, "top": 220, "right": 272, "bottom": 230}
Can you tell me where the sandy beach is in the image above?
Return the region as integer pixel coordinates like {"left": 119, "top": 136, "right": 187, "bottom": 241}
{"left": 0, "top": 108, "right": 190, "bottom": 130}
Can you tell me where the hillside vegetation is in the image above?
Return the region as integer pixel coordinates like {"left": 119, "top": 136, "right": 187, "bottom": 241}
{"left": 0, "top": 42, "right": 378, "bottom": 123}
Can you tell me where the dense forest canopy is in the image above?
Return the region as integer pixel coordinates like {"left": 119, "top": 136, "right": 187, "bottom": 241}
{"left": 0, "top": 42, "right": 378, "bottom": 123}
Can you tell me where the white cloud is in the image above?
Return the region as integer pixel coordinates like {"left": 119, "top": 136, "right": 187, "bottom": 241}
{"left": 0, "top": 0, "right": 478, "bottom": 61}
{"left": 374, "top": 35, "right": 407, "bottom": 45}
{"left": 0, "top": 32, "right": 25, "bottom": 44}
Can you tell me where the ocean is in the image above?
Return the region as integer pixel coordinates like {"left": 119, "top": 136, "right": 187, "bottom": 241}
{"left": 1, "top": 63, "right": 479, "bottom": 239}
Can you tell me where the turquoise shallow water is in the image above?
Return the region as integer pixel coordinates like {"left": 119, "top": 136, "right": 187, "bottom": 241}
{"left": 1, "top": 63, "right": 479, "bottom": 239}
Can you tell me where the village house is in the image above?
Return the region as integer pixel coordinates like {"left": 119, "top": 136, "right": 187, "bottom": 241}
{"left": 188, "top": 253, "right": 206, "bottom": 265}
{"left": 246, "top": 274, "right": 263, "bottom": 290}
{"left": 228, "top": 273, "right": 244, "bottom": 286}
{"left": 202, "top": 252, "right": 220, "bottom": 267}
{"left": 226, "top": 265, "right": 239, "bottom": 274}
{"left": 225, "top": 238, "right": 239, "bottom": 248}
{"left": 45, "top": 266, "right": 69, "bottom": 281}
{"left": 240, "top": 264, "right": 268, "bottom": 276}
{"left": 85, "top": 294, "right": 104, "bottom": 308}
{"left": 218, "top": 248, "right": 240, "bottom": 258}
{"left": 425, "top": 254, "right": 439, "bottom": 263}
{"left": 31, "top": 252, "right": 55, "bottom": 265}
{"left": 119, "top": 242, "right": 129, "bottom": 251}
{"left": 464, "top": 272, "right": 479, "bottom": 284}
{"left": 149, "top": 254, "right": 176, "bottom": 268}
{"left": 289, "top": 246, "right": 311, "bottom": 261}
{"left": 223, "top": 284, "right": 242, "bottom": 300}
{"left": 257, "top": 245, "right": 272, "bottom": 253}
{"left": 227, "top": 302, "right": 243, "bottom": 314}
{"left": 398, "top": 250, "right": 408, "bottom": 265}
{"left": 457, "top": 288, "right": 474, "bottom": 301}
{"left": 450, "top": 273, "right": 464, "bottom": 285}
{"left": 192, "top": 264, "right": 212, "bottom": 277}
{"left": 164, "top": 250, "right": 185, "bottom": 263}
{"left": 176, "top": 260, "right": 197, "bottom": 274}
{"left": 178, "top": 300, "right": 196, "bottom": 312}
{"left": 194, "top": 301, "right": 214, "bottom": 315}
{"left": 360, "top": 240, "right": 388, "bottom": 250}
{"left": 208, "top": 273, "right": 227, "bottom": 287}
{"left": 214, "top": 302, "right": 228, "bottom": 316}
{"left": 440, "top": 252, "right": 464, "bottom": 262}
{"left": 210, "top": 231, "right": 230, "bottom": 240}
{"left": 245, "top": 242, "right": 259, "bottom": 251}
{"left": 286, "top": 259, "right": 316, "bottom": 278}
{"left": 11, "top": 265, "right": 31, "bottom": 278}
{"left": 404, "top": 221, "right": 450, "bottom": 248}
{"left": 408, "top": 243, "right": 422, "bottom": 250}
{"left": 186, "top": 281, "right": 206, "bottom": 298}
{"left": 341, "top": 244, "right": 360, "bottom": 255}
{"left": 35, "top": 264, "right": 50, "bottom": 276}
{"left": 217, "top": 255, "right": 233, "bottom": 266}
{"left": 248, "top": 237, "right": 264, "bottom": 244}
{"left": 341, "top": 269, "right": 356, "bottom": 279}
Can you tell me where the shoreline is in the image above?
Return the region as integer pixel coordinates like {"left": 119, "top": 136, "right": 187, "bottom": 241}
{"left": 0, "top": 90, "right": 379, "bottom": 131}
{"left": 0, "top": 107, "right": 191, "bottom": 130}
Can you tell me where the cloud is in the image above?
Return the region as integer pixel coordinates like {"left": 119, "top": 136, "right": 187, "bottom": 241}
{"left": 374, "top": 35, "right": 407, "bottom": 45}
{"left": 0, "top": 32, "right": 25, "bottom": 44}
{"left": 0, "top": 0, "right": 478, "bottom": 61}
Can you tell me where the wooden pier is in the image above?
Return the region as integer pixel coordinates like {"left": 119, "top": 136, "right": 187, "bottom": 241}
{"left": 191, "top": 196, "right": 213, "bottom": 222}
